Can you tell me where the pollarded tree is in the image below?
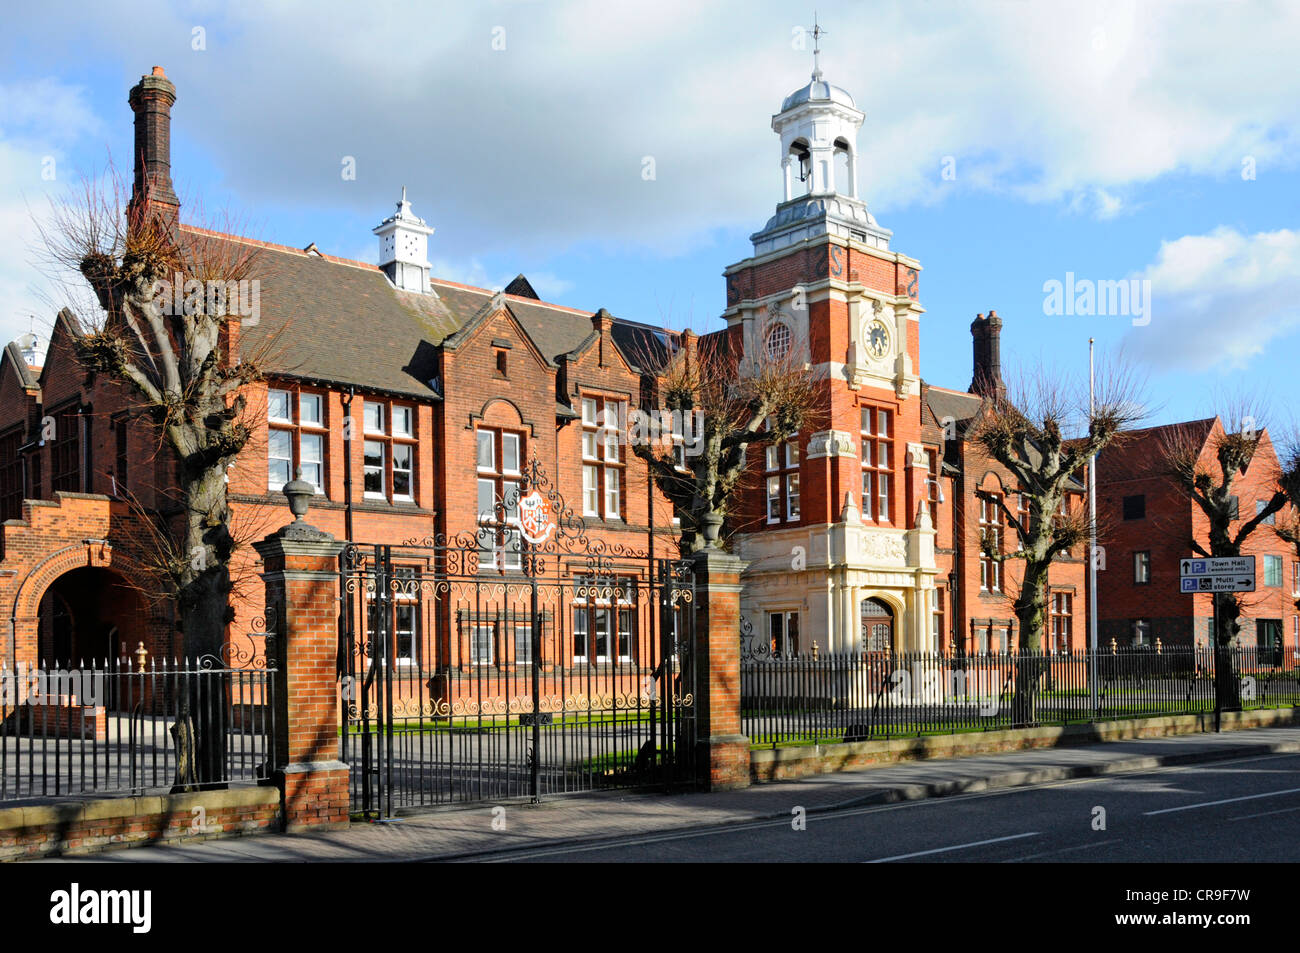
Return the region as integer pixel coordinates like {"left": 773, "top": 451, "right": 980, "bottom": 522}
{"left": 969, "top": 360, "right": 1144, "bottom": 721}
{"left": 39, "top": 172, "right": 270, "bottom": 784}
{"left": 628, "top": 326, "right": 818, "bottom": 555}
{"left": 1162, "top": 408, "right": 1300, "bottom": 707}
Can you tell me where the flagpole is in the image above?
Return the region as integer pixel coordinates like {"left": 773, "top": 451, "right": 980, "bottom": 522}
{"left": 1088, "top": 338, "right": 1099, "bottom": 713}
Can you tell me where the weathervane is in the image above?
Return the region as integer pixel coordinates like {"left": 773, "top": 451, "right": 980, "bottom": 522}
{"left": 810, "top": 15, "right": 827, "bottom": 80}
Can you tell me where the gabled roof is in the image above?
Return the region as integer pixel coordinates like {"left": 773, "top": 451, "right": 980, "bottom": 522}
{"left": 429, "top": 279, "right": 669, "bottom": 370}
{"left": 610, "top": 322, "right": 671, "bottom": 373}
{"left": 1097, "top": 417, "right": 1218, "bottom": 483}
{"left": 36, "top": 309, "right": 86, "bottom": 392}
{"left": 41, "top": 223, "right": 678, "bottom": 403}
{"left": 923, "top": 381, "right": 1088, "bottom": 491}
{"left": 1, "top": 342, "right": 39, "bottom": 391}
{"left": 503, "top": 274, "right": 539, "bottom": 299}
{"left": 924, "top": 383, "right": 984, "bottom": 433}
{"left": 182, "top": 226, "right": 455, "bottom": 398}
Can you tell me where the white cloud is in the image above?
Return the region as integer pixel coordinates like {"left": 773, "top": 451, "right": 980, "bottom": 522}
{"left": 0, "top": 74, "right": 105, "bottom": 353}
{"left": 1125, "top": 227, "right": 1300, "bottom": 372}
{"left": 0, "top": 76, "right": 101, "bottom": 357}
{"left": 1093, "top": 189, "right": 1124, "bottom": 220}
{"left": 3, "top": 2, "right": 1300, "bottom": 268}
{"left": 523, "top": 271, "right": 574, "bottom": 300}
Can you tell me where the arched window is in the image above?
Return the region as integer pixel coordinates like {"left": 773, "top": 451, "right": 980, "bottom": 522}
{"left": 833, "top": 136, "right": 852, "bottom": 196}
{"left": 789, "top": 138, "right": 811, "bottom": 191}
{"left": 765, "top": 322, "right": 792, "bottom": 362}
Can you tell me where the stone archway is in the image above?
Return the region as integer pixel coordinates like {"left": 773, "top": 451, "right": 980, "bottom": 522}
{"left": 37, "top": 566, "right": 149, "bottom": 668}
{"left": 4, "top": 505, "right": 169, "bottom": 669}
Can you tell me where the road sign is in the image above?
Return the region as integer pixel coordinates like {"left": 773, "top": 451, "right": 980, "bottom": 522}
{"left": 1179, "top": 556, "right": 1255, "bottom": 577}
{"left": 1179, "top": 575, "right": 1256, "bottom": 593}
{"left": 1179, "top": 555, "right": 1255, "bottom": 593}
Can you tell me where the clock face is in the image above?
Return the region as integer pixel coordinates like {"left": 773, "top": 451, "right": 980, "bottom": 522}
{"left": 866, "top": 320, "right": 890, "bottom": 359}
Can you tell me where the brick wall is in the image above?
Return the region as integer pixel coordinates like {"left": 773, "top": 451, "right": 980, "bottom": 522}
{"left": 0, "top": 787, "right": 280, "bottom": 861}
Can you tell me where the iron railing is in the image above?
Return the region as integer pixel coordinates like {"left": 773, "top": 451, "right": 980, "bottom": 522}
{"left": 0, "top": 656, "right": 276, "bottom": 803}
{"left": 340, "top": 546, "right": 697, "bottom": 815}
{"left": 742, "top": 646, "right": 1300, "bottom": 748}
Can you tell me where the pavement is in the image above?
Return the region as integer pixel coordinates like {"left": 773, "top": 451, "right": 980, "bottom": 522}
{"left": 43, "top": 725, "right": 1300, "bottom": 863}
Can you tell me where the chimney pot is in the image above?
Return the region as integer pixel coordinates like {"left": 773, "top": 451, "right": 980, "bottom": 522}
{"left": 969, "top": 308, "right": 1005, "bottom": 398}
{"left": 128, "top": 66, "right": 180, "bottom": 218}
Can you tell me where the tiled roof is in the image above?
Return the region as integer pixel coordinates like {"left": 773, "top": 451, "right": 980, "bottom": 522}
{"left": 924, "top": 384, "right": 984, "bottom": 431}
{"left": 179, "top": 226, "right": 667, "bottom": 398}
{"left": 1097, "top": 417, "right": 1218, "bottom": 483}
{"left": 181, "top": 226, "right": 453, "bottom": 398}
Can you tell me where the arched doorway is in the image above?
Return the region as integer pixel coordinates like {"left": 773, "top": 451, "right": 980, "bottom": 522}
{"left": 37, "top": 567, "right": 146, "bottom": 668}
{"left": 861, "top": 597, "right": 894, "bottom": 652}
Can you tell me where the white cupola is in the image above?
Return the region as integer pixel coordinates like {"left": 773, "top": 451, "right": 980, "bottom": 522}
{"left": 373, "top": 187, "right": 434, "bottom": 293}
{"left": 751, "top": 25, "right": 891, "bottom": 255}
{"left": 773, "top": 35, "right": 863, "bottom": 201}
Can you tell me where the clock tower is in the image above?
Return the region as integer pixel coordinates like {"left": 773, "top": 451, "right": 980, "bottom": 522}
{"left": 730, "top": 29, "right": 936, "bottom": 658}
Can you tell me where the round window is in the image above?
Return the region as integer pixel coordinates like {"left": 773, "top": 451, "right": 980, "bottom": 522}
{"left": 765, "top": 323, "right": 792, "bottom": 361}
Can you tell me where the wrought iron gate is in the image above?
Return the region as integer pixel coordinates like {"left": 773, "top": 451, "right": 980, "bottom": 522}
{"left": 338, "top": 459, "right": 696, "bottom": 817}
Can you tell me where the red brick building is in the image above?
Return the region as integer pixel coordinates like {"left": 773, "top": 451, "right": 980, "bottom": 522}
{"left": 1095, "top": 417, "right": 1299, "bottom": 658}
{"left": 722, "top": 71, "right": 1087, "bottom": 657}
{"left": 0, "top": 63, "right": 1092, "bottom": 678}
{"left": 0, "top": 68, "right": 684, "bottom": 679}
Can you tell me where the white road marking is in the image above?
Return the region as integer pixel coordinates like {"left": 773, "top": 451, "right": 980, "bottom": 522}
{"left": 1228, "top": 804, "right": 1300, "bottom": 822}
{"left": 1143, "top": 786, "right": 1300, "bottom": 816}
{"left": 865, "top": 831, "right": 1040, "bottom": 863}
{"left": 471, "top": 751, "right": 1300, "bottom": 862}
{"left": 1003, "top": 839, "right": 1119, "bottom": 862}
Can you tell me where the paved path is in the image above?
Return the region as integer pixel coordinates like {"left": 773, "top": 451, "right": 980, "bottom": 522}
{"left": 41, "top": 726, "right": 1300, "bottom": 863}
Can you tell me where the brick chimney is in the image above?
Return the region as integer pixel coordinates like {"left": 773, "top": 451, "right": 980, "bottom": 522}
{"left": 969, "top": 309, "right": 1005, "bottom": 398}
{"left": 128, "top": 66, "right": 180, "bottom": 216}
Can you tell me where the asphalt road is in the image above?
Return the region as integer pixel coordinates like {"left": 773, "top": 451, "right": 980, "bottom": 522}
{"left": 477, "top": 750, "right": 1300, "bottom": 863}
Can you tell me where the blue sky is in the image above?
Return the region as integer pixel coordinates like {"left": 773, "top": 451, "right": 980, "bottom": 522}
{"left": 2, "top": 1, "right": 1299, "bottom": 430}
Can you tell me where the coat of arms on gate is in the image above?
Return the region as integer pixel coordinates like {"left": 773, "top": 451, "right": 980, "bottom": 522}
{"left": 515, "top": 489, "right": 555, "bottom": 545}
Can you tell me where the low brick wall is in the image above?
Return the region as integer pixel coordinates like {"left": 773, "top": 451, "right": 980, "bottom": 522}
{"left": 0, "top": 786, "right": 282, "bottom": 861}
{"left": 750, "top": 707, "right": 1300, "bottom": 782}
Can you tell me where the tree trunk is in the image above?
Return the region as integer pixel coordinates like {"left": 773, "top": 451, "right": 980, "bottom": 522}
{"left": 1214, "top": 592, "right": 1242, "bottom": 710}
{"left": 174, "top": 464, "right": 234, "bottom": 787}
{"left": 1010, "top": 560, "right": 1050, "bottom": 725}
